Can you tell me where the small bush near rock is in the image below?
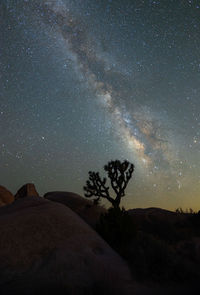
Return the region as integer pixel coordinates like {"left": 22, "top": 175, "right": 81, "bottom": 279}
{"left": 96, "top": 207, "right": 136, "bottom": 251}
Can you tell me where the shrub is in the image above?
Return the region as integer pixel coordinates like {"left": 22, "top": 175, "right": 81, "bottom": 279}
{"left": 96, "top": 207, "right": 136, "bottom": 250}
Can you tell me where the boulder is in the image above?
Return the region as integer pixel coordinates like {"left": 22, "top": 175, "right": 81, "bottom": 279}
{"left": 15, "top": 183, "right": 39, "bottom": 200}
{"left": 0, "top": 185, "right": 14, "bottom": 207}
{"left": 44, "top": 191, "right": 106, "bottom": 227}
{"left": 0, "top": 197, "right": 134, "bottom": 295}
{"left": 128, "top": 207, "right": 188, "bottom": 227}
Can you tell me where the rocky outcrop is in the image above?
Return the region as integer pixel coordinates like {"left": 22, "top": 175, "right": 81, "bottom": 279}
{"left": 128, "top": 207, "right": 188, "bottom": 226}
{"left": 15, "top": 183, "right": 39, "bottom": 200}
{"left": 44, "top": 191, "right": 106, "bottom": 227}
{"left": 0, "top": 196, "right": 133, "bottom": 295}
{"left": 0, "top": 185, "right": 14, "bottom": 207}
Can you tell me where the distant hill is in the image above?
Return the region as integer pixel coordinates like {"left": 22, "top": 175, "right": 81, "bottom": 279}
{"left": 129, "top": 207, "right": 176, "bottom": 215}
{"left": 128, "top": 207, "right": 188, "bottom": 228}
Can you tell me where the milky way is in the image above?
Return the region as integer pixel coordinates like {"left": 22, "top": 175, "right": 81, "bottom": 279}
{"left": 41, "top": 1, "right": 173, "bottom": 168}
{"left": 1, "top": 0, "right": 200, "bottom": 210}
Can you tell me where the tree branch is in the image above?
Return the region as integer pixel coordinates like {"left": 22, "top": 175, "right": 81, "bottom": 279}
{"left": 84, "top": 160, "right": 134, "bottom": 208}
{"left": 84, "top": 171, "right": 115, "bottom": 205}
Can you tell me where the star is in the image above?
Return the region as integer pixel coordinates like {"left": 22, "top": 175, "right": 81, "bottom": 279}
{"left": 1, "top": 0, "right": 200, "bottom": 210}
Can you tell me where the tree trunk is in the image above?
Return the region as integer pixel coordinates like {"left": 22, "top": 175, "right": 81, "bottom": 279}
{"left": 113, "top": 197, "right": 120, "bottom": 209}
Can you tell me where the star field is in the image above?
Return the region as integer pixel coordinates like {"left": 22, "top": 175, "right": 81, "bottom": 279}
{"left": 1, "top": 0, "right": 200, "bottom": 210}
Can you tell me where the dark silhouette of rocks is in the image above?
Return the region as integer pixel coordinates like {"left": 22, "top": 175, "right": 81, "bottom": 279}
{"left": 128, "top": 207, "right": 188, "bottom": 229}
{"left": 0, "top": 196, "right": 133, "bottom": 295}
{"left": 15, "top": 183, "right": 39, "bottom": 200}
{"left": 0, "top": 185, "right": 14, "bottom": 207}
{"left": 44, "top": 191, "right": 106, "bottom": 227}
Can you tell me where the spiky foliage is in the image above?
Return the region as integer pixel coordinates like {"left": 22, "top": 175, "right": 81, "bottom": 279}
{"left": 83, "top": 160, "right": 134, "bottom": 208}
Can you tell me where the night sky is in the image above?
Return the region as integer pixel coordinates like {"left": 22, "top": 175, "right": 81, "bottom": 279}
{"left": 1, "top": 0, "right": 200, "bottom": 210}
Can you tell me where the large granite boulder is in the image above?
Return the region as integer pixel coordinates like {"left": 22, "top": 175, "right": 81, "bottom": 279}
{"left": 0, "top": 197, "right": 133, "bottom": 295}
{"left": 15, "top": 183, "right": 39, "bottom": 200}
{"left": 0, "top": 185, "right": 14, "bottom": 207}
{"left": 44, "top": 191, "right": 106, "bottom": 227}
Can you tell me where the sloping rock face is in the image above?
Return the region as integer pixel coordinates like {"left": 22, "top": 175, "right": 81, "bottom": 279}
{"left": 0, "top": 185, "right": 14, "bottom": 207}
{"left": 15, "top": 183, "right": 39, "bottom": 200}
{"left": 44, "top": 191, "right": 106, "bottom": 227}
{"left": 0, "top": 197, "right": 133, "bottom": 295}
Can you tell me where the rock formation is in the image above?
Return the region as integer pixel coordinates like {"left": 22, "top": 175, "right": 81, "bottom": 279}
{"left": 128, "top": 207, "right": 187, "bottom": 226}
{"left": 0, "top": 185, "right": 14, "bottom": 207}
{"left": 15, "top": 183, "right": 39, "bottom": 200}
{"left": 44, "top": 191, "right": 106, "bottom": 227}
{"left": 0, "top": 196, "right": 134, "bottom": 295}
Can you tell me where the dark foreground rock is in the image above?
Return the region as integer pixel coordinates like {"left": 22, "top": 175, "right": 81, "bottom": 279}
{"left": 0, "top": 185, "right": 14, "bottom": 207}
{"left": 44, "top": 191, "right": 106, "bottom": 227}
{"left": 0, "top": 197, "right": 133, "bottom": 295}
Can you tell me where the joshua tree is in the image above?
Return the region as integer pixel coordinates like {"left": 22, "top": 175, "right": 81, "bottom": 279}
{"left": 83, "top": 160, "right": 134, "bottom": 208}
